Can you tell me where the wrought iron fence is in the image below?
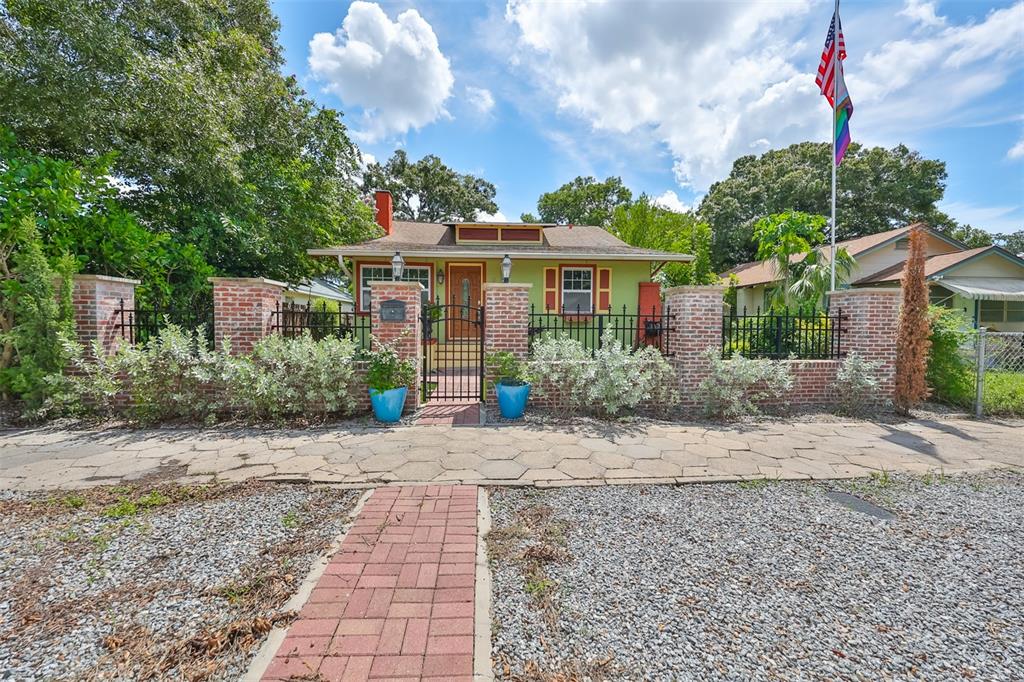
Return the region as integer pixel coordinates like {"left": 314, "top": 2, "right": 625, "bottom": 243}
{"left": 116, "top": 299, "right": 215, "bottom": 348}
{"left": 270, "top": 301, "right": 372, "bottom": 350}
{"left": 528, "top": 304, "right": 674, "bottom": 356}
{"left": 722, "top": 307, "right": 843, "bottom": 359}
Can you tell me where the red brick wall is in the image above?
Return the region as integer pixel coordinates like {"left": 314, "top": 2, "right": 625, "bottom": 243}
{"left": 368, "top": 281, "right": 423, "bottom": 412}
{"left": 71, "top": 275, "right": 139, "bottom": 355}
{"left": 664, "top": 285, "right": 726, "bottom": 409}
{"left": 830, "top": 288, "right": 901, "bottom": 401}
{"left": 482, "top": 283, "right": 531, "bottom": 408}
{"left": 210, "top": 277, "right": 286, "bottom": 354}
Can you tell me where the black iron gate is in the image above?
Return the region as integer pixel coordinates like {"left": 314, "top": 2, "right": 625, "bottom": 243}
{"left": 421, "top": 301, "right": 485, "bottom": 403}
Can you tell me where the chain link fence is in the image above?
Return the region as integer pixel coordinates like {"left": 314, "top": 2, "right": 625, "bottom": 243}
{"left": 971, "top": 330, "right": 1024, "bottom": 417}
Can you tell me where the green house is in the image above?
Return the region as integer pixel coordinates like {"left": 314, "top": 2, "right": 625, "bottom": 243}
{"left": 309, "top": 191, "right": 693, "bottom": 328}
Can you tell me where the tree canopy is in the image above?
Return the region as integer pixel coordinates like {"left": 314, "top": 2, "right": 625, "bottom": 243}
{"left": 996, "top": 230, "right": 1024, "bottom": 256}
{"left": 362, "top": 150, "right": 498, "bottom": 222}
{"left": 608, "top": 196, "right": 716, "bottom": 287}
{"left": 0, "top": 0, "right": 375, "bottom": 295}
{"left": 698, "top": 142, "right": 971, "bottom": 270}
{"left": 521, "top": 176, "right": 632, "bottom": 226}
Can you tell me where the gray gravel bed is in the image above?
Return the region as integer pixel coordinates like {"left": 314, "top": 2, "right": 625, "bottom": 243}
{"left": 489, "top": 472, "right": 1024, "bottom": 680}
{"left": 0, "top": 483, "right": 358, "bottom": 681}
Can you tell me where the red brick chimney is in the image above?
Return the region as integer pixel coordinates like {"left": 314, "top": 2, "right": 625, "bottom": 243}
{"left": 374, "top": 190, "right": 393, "bottom": 235}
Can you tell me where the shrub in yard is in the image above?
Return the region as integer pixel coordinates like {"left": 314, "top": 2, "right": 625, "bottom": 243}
{"left": 697, "top": 347, "right": 793, "bottom": 419}
{"left": 528, "top": 333, "right": 591, "bottom": 413}
{"left": 230, "top": 332, "right": 359, "bottom": 420}
{"left": 580, "top": 329, "right": 678, "bottom": 417}
{"left": 364, "top": 337, "right": 416, "bottom": 393}
{"left": 894, "top": 225, "right": 931, "bottom": 414}
{"left": 926, "top": 306, "right": 974, "bottom": 407}
{"left": 121, "top": 325, "right": 231, "bottom": 423}
{"left": 530, "top": 330, "right": 677, "bottom": 417}
{"left": 833, "top": 352, "right": 884, "bottom": 416}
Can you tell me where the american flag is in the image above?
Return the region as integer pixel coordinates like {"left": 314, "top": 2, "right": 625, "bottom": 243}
{"left": 816, "top": 12, "right": 846, "bottom": 107}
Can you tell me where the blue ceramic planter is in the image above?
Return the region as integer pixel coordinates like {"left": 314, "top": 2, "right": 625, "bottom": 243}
{"left": 495, "top": 381, "right": 530, "bottom": 419}
{"left": 369, "top": 386, "right": 407, "bottom": 423}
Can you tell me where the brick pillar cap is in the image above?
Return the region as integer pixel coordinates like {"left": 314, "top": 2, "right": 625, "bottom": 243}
{"left": 482, "top": 282, "right": 533, "bottom": 290}
{"left": 369, "top": 280, "right": 424, "bottom": 291}
{"left": 208, "top": 276, "right": 287, "bottom": 288}
{"left": 74, "top": 274, "right": 141, "bottom": 285}
{"left": 829, "top": 287, "right": 902, "bottom": 297}
{"left": 664, "top": 284, "right": 726, "bottom": 296}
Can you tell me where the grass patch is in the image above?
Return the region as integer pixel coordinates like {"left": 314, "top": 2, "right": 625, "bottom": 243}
{"left": 933, "top": 369, "right": 1024, "bottom": 417}
{"left": 280, "top": 510, "right": 300, "bottom": 529}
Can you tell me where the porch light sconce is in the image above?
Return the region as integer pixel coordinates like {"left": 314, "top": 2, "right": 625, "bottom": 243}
{"left": 501, "top": 254, "right": 512, "bottom": 283}
{"left": 391, "top": 251, "right": 404, "bottom": 281}
{"left": 436, "top": 269, "right": 445, "bottom": 286}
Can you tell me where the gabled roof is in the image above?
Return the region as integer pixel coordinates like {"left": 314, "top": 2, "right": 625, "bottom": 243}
{"left": 854, "top": 245, "right": 1024, "bottom": 284}
{"left": 722, "top": 223, "right": 961, "bottom": 288}
{"left": 309, "top": 221, "right": 694, "bottom": 262}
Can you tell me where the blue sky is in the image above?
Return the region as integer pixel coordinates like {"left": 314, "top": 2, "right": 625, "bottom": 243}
{"left": 273, "top": 0, "right": 1024, "bottom": 234}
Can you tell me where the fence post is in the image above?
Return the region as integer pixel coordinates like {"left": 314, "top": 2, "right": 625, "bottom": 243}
{"left": 482, "top": 283, "right": 532, "bottom": 409}
{"left": 70, "top": 275, "right": 140, "bottom": 355}
{"left": 975, "top": 327, "right": 986, "bottom": 418}
{"left": 664, "top": 285, "right": 726, "bottom": 411}
{"left": 828, "top": 288, "right": 901, "bottom": 405}
{"left": 369, "top": 281, "right": 423, "bottom": 412}
{"left": 209, "top": 277, "right": 286, "bottom": 355}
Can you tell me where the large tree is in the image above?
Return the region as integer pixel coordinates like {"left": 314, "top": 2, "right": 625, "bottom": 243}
{"left": 608, "top": 196, "right": 716, "bottom": 287}
{"left": 521, "top": 176, "right": 632, "bottom": 227}
{"left": 996, "top": 230, "right": 1024, "bottom": 256}
{"left": 361, "top": 150, "right": 498, "bottom": 222}
{"left": 0, "top": 0, "right": 375, "bottom": 292}
{"left": 698, "top": 142, "right": 975, "bottom": 270}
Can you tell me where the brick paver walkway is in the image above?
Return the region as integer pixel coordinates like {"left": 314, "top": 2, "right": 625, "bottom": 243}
{"left": 262, "top": 485, "right": 479, "bottom": 681}
{"left": 414, "top": 402, "right": 480, "bottom": 426}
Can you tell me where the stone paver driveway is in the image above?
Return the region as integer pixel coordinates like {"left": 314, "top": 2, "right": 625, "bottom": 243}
{"left": 1, "top": 418, "right": 1021, "bottom": 491}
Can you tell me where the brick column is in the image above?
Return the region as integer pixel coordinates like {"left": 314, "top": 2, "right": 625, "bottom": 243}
{"left": 482, "top": 283, "right": 531, "bottom": 407}
{"left": 664, "top": 285, "right": 726, "bottom": 409}
{"left": 71, "top": 274, "right": 140, "bottom": 355}
{"left": 369, "top": 281, "right": 423, "bottom": 410}
{"left": 209, "top": 277, "right": 286, "bottom": 354}
{"left": 830, "top": 288, "right": 901, "bottom": 401}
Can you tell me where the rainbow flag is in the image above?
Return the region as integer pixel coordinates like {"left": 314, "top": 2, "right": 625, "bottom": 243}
{"left": 833, "top": 60, "right": 854, "bottom": 166}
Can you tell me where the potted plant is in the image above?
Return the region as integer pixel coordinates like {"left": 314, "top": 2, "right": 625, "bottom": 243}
{"left": 487, "top": 351, "right": 531, "bottom": 419}
{"left": 365, "top": 340, "right": 416, "bottom": 423}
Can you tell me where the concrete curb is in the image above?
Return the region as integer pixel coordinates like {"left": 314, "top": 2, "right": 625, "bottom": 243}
{"left": 474, "top": 487, "right": 495, "bottom": 682}
{"left": 241, "top": 488, "right": 375, "bottom": 682}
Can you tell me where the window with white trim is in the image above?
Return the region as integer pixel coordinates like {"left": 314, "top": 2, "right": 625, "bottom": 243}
{"left": 561, "top": 267, "right": 593, "bottom": 313}
{"left": 359, "top": 265, "right": 430, "bottom": 311}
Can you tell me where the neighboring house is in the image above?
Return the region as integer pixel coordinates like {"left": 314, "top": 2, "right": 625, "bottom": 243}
{"left": 283, "top": 278, "right": 354, "bottom": 312}
{"left": 723, "top": 224, "right": 1024, "bottom": 331}
{"left": 308, "top": 191, "right": 693, "bottom": 324}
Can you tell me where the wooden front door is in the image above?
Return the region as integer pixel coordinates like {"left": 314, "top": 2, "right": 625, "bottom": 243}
{"left": 447, "top": 264, "right": 483, "bottom": 339}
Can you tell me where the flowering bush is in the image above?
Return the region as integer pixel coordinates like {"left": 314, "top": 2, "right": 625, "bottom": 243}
{"left": 363, "top": 337, "right": 416, "bottom": 393}
{"left": 529, "top": 330, "right": 677, "bottom": 417}
{"left": 697, "top": 347, "right": 793, "bottom": 420}
{"left": 833, "top": 352, "right": 883, "bottom": 416}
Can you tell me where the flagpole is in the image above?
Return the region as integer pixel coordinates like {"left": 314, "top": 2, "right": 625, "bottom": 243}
{"left": 830, "top": 0, "right": 839, "bottom": 294}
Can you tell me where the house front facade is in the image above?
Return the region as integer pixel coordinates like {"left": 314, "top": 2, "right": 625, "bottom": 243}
{"left": 724, "top": 224, "right": 1024, "bottom": 331}
{"left": 309, "top": 191, "right": 693, "bottom": 324}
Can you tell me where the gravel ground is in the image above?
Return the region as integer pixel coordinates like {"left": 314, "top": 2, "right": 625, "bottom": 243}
{"left": 0, "top": 481, "right": 359, "bottom": 681}
{"left": 488, "top": 471, "right": 1024, "bottom": 681}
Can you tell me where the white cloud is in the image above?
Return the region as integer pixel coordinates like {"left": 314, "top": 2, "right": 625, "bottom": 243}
{"left": 308, "top": 1, "right": 454, "bottom": 141}
{"left": 1009, "top": 137, "right": 1024, "bottom": 160}
{"left": 939, "top": 200, "right": 1023, "bottom": 234}
{"left": 465, "top": 86, "right": 496, "bottom": 116}
{"left": 504, "top": 0, "right": 1024, "bottom": 191}
{"left": 654, "top": 190, "right": 688, "bottom": 214}
{"left": 479, "top": 210, "right": 509, "bottom": 222}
